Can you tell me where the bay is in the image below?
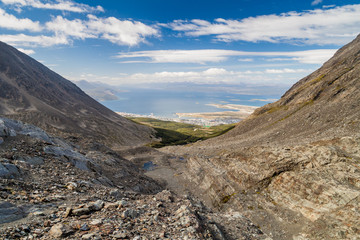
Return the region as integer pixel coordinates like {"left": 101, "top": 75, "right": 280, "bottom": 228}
{"left": 101, "top": 88, "right": 277, "bottom": 118}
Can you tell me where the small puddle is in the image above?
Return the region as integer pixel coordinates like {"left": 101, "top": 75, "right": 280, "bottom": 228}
{"left": 143, "top": 161, "right": 157, "bottom": 171}
{"left": 169, "top": 156, "right": 186, "bottom": 161}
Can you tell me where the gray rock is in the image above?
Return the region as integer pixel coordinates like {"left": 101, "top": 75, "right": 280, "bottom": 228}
{"left": 49, "top": 223, "right": 73, "bottom": 238}
{"left": 110, "top": 189, "right": 123, "bottom": 199}
{"left": 118, "top": 200, "right": 128, "bottom": 208}
{"left": 24, "top": 156, "right": 44, "bottom": 166}
{"left": 94, "top": 176, "right": 113, "bottom": 186}
{"left": 0, "top": 119, "right": 12, "bottom": 137}
{"left": 0, "top": 117, "right": 53, "bottom": 142}
{"left": 80, "top": 223, "right": 90, "bottom": 231}
{"left": 31, "top": 211, "right": 45, "bottom": 216}
{"left": 72, "top": 207, "right": 90, "bottom": 216}
{"left": 88, "top": 200, "right": 104, "bottom": 211}
{"left": 82, "top": 233, "right": 97, "bottom": 239}
{"left": 44, "top": 146, "right": 96, "bottom": 171}
{"left": 0, "top": 201, "right": 26, "bottom": 224}
{"left": 90, "top": 218, "right": 103, "bottom": 226}
{"left": 0, "top": 162, "right": 20, "bottom": 179}
{"left": 121, "top": 208, "right": 139, "bottom": 219}
{"left": 112, "top": 231, "right": 127, "bottom": 239}
{"left": 0, "top": 137, "right": 3, "bottom": 144}
{"left": 0, "top": 163, "right": 10, "bottom": 178}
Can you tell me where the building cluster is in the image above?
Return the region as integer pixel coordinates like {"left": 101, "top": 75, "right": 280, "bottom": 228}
{"left": 117, "top": 112, "right": 241, "bottom": 126}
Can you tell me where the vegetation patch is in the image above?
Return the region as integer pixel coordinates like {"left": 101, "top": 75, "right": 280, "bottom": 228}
{"left": 221, "top": 192, "right": 237, "bottom": 203}
{"left": 128, "top": 117, "right": 236, "bottom": 148}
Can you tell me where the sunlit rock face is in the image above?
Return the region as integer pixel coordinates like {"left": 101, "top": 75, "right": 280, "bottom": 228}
{"left": 160, "top": 34, "right": 360, "bottom": 239}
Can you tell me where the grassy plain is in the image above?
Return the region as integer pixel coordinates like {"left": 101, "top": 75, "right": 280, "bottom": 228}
{"left": 127, "top": 117, "right": 236, "bottom": 148}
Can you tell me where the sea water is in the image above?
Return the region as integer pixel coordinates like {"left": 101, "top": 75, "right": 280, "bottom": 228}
{"left": 101, "top": 88, "right": 277, "bottom": 118}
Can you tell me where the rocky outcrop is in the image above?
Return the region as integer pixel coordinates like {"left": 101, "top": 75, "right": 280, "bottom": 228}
{"left": 161, "top": 136, "right": 360, "bottom": 239}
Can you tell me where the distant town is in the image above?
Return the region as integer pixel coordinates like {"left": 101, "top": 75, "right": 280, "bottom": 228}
{"left": 117, "top": 112, "right": 244, "bottom": 126}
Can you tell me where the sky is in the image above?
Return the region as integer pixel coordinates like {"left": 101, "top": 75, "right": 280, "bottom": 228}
{"left": 0, "top": 0, "right": 359, "bottom": 96}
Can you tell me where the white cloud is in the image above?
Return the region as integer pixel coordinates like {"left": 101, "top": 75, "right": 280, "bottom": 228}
{"left": 68, "top": 67, "right": 312, "bottom": 86}
{"left": 167, "top": 4, "right": 360, "bottom": 45}
{"left": 0, "top": 8, "right": 41, "bottom": 31}
{"left": 45, "top": 15, "right": 95, "bottom": 39}
{"left": 1, "top": 0, "right": 104, "bottom": 13}
{"left": 265, "top": 68, "right": 308, "bottom": 74}
{"left": 238, "top": 58, "right": 253, "bottom": 62}
{"left": 311, "top": 0, "right": 323, "bottom": 6}
{"left": 44, "top": 14, "right": 159, "bottom": 46}
{"left": 116, "top": 49, "right": 239, "bottom": 64}
{"left": 16, "top": 47, "right": 35, "bottom": 54}
{"left": 0, "top": 12, "right": 159, "bottom": 47}
{"left": 86, "top": 15, "right": 159, "bottom": 46}
{"left": 0, "top": 33, "right": 69, "bottom": 46}
{"left": 116, "top": 49, "right": 337, "bottom": 65}
{"left": 249, "top": 98, "right": 278, "bottom": 102}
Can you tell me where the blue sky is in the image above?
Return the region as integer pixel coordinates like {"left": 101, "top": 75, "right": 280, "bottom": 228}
{"left": 0, "top": 0, "right": 359, "bottom": 96}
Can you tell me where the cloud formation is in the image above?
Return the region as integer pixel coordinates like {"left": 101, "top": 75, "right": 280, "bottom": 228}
{"left": 167, "top": 4, "right": 360, "bottom": 45}
{"left": 0, "top": 3, "right": 358, "bottom": 48}
{"left": 311, "top": 0, "right": 323, "bottom": 6}
{"left": 0, "top": 8, "right": 41, "bottom": 31}
{"left": 116, "top": 49, "right": 337, "bottom": 65}
{"left": 0, "top": 33, "right": 69, "bottom": 46}
{"left": 45, "top": 15, "right": 95, "bottom": 39}
{"left": 16, "top": 47, "right": 35, "bottom": 54}
{"left": 0, "top": 12, "right": 159, "bottom": 47}
{"left": 71, "top": 67, "right": 311, "bottom": 86}
{"left": 1, "top": 0, "right": 104, "bottom": 13}
{"left": 87, "top": 15, "right": 159, "bottom": 46}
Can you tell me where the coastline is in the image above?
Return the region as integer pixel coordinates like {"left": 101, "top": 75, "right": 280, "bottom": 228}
{"left": 117, "top": 104, "right": 258, "bottom": 126}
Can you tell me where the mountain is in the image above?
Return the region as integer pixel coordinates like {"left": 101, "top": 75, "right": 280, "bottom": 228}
{"left": 161, "top": 34, "right": 360, "bottom": 239}
{"left": 0, "top": 41, "right": 154, "bottom": 148}
{"left": 74, "top": 80, "right": 122, "bottom": 101}
{"left": 217, "top": 33, "right": 360, "bottom": 147}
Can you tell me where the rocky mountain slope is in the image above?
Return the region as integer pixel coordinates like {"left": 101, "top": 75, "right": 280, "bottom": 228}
{"left": 160, "top": 34, "right": 360, "bottom": 239}
{"left": 0, "top": 42, "right": 154, "bottom": 148}
{"left": 211, "top": 33, "right": 360, "bottom": 148}
{"left": 0, "top": 117, "right": 268, "bottom": 239}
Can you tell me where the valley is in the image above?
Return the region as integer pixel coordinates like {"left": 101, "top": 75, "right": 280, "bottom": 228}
{"left": 0, "top": 28, "right": 360, "bottom": 240}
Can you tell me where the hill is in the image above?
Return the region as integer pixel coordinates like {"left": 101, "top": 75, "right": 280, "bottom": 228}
{"left": 160, "top": 34, "right": 360, "bottom": 239}
{"left": 0, "top": 42, "right": 154, "bottom": 148}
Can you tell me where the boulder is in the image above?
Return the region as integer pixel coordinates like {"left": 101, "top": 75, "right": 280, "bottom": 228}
{"left": 0, "top": 162, "right": 20, "bottom": 179}
{"left": 49, "top": 223, "right": 73, "bottom": 238}
{"left": 0, "top": 201, "right": 26, "bottom": 224}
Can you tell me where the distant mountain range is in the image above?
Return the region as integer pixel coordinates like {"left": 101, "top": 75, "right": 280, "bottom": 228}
{"left": 0, "top": 41, "right": 154, "bottom": 148}
{"left": 74, "top": 80, "right": 124, "bottom": 101}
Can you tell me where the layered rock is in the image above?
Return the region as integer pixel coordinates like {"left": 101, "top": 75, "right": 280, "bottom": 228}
{"left": 160, "top": 34, "right": 360, "bottom": 239}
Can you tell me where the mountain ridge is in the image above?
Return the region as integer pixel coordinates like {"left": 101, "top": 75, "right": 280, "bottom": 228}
{"left": 0, "top": 41, "right": 154, "bottom": 148}
{"left": 160, "top": 34, "right": 360, "bottom": 239}
{"left": 207, "top": 34, "right": 360, "bottom": 148}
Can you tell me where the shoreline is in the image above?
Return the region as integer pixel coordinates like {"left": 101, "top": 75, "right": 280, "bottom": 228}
{"left": 116, "top": 104, "right": 258, "bottom": 126}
